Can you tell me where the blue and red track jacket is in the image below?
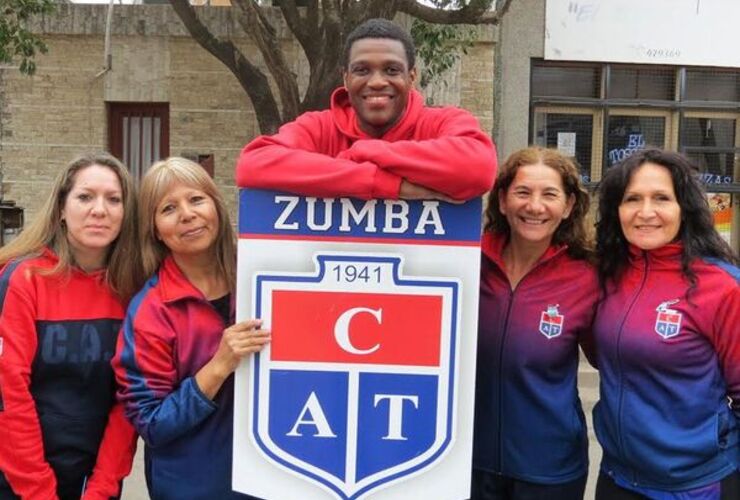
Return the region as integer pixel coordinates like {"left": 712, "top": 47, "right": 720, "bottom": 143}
{"left": 113, "top": 256, "right": 250, "bottom": 500}
{"left": 0, "top": 249, "right": 136, "bottom": 500}
{"left": 593, "top": 243, "right": 740, "bottom": 492}
{"left": 473, "top": 233, "right": 599, "bottom": 484}
{"left": 236, "top": 87, "right": 496, "bottom": 201}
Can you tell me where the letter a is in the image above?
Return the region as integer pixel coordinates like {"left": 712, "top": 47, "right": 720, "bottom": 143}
{"left": 414, "top": 201, "right": 445, "bottom": 235}
{"left": 287, "top": 392, "right": 337, "bottom": 438}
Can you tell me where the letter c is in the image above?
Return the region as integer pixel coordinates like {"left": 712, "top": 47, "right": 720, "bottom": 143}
{"left": 334, "top": 307, "right": 382, "bottom": 355}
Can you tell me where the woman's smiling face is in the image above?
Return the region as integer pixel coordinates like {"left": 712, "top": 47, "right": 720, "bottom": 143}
{"left": 499, "top": 163, "right": 575, "bottom": 247}
{"left": 618, "top": 162, "right": 681, "bottom": 250}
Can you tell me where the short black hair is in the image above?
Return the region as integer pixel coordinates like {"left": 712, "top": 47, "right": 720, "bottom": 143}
{"left": 342, "top": 18, "right": 416, "bottom": 70}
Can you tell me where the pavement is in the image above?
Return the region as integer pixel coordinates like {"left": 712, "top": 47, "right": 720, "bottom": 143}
{"left": 122, "top": 360, "right": 602, "bottom": 499}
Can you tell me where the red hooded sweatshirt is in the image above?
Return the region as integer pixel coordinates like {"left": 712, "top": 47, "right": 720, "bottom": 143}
{"left": 236, "top": 87, "right": 496, "bottom": 201}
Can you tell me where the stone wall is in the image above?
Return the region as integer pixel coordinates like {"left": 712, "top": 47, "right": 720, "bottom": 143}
{"left": 0, "top": 4, "right": 496, "bottom": 223}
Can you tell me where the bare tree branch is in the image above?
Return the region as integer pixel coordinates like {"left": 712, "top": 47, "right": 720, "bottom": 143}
{"left": 231, "top": 0, "right": 301, "bottom": 122}
{"left": 397, "top": 0, "right": 507, "bottom": 24}
{"left": 279, "top": 0, "right": 319, "bottom": 61}
{"left": 169, "top": 0, "right": 282, "bottom": 133}
{"left": 364, "top": 0, "right": 400, "bottom": 20}
{"left": 296, "top": 0, "right": 344, "bottom": 111}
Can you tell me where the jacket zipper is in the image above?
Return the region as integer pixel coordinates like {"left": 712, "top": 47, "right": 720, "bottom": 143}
{"left": 615, "top": 252, "right": 649, "bottom": 486}
{"left": 492, "top": 250, "right": 565, "bottom": 473}
{"left": 496, "top": 287, "right": 515, "bottom": 472}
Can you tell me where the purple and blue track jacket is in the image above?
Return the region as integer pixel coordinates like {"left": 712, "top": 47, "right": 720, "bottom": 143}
{"left": 473, "top": 233, "right": 599, "bottom": 484}
{"left": 593, "top": 243, "right": 740, "bottom": 492}
{"left": 113, "top": 256, "right": 251, "bottom": 500}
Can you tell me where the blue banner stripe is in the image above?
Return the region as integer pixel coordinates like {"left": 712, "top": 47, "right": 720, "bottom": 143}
{"left": 238, "top": 189, "right": 482, "bottom": 243}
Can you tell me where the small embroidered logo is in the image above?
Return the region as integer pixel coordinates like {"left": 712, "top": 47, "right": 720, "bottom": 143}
{"left": 539, "top": 304, "right": 564, "bottom": 339}
{"left": 655, "top": 299, "right": 682, "bottom": 339}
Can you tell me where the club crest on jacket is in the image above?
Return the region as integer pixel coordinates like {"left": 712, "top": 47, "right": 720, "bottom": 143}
{"left": 654, "top": 299, "right": 682, "bottom": 339}
{"left": 539, "top": 304, "right": 564, "bottom": 339}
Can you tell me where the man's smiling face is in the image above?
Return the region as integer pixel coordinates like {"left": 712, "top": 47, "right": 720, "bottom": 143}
{"left": 343, "top": 37, "right": 417, "bottom": 138}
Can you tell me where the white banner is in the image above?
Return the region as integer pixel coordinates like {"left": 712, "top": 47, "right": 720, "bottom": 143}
{"left": 545, "top": 0, "right": 740, "bottom": 67}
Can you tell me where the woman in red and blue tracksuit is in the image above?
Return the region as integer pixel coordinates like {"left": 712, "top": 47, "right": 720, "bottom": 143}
{"left": 472, "top": 147, "right": 598, "bottom": 500}
{"left": 113, "top": 158, "right": 270, "bottom": 500}
{"left": 593, "top": 148, "right": 739, "bottom": 499}
{"left": 0, "top": 153, "right": 141, "bottom": 500}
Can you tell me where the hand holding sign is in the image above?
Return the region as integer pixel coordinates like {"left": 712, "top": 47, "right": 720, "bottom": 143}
{"left": 196, "top": 319, "right": 271, "bottom": 400}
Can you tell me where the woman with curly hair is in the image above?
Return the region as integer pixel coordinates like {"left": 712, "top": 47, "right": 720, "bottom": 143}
{"left": 472, "top": 147, "right": 597, "bottom": 500}
{"left": 593, "top": 148, "right": 739, "bottom": 499}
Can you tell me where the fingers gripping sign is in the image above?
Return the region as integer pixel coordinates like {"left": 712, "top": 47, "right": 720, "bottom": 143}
{"left": 222, "top": 319, "right": 272, "bottom": 364}
{"left": 196, "top": 319, "right": 270, "bottom": 400}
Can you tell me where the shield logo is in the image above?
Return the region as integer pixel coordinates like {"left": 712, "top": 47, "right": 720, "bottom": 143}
{"left": 249, "top": 253, "right": 460, "bottom": 499}
{"left": 539, "top": 305, "right": 564, "bottom": 339}
{"left": 655, "top": 300, "right": 682, "bottom": 339}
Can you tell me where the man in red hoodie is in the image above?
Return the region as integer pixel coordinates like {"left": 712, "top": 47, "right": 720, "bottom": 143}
{"left": 235, "top": 18, "right": 497, "bottom": 202}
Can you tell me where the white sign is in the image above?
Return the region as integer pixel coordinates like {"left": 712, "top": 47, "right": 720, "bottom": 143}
{"left": 234, "top": 190, "right": 482, "bottom": 500}
{"left": 545, "top": 0, "right": 740, "bottom": 67}
{"left": 557, "top": 132, "right": 577, "bottom": 157}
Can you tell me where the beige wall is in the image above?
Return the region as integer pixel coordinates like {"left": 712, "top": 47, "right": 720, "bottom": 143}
{"left": 0, "top": 4, "right": 496, "bottom": 225}
{"left": 493, "top": 0, "right": 544, "bottom": 159}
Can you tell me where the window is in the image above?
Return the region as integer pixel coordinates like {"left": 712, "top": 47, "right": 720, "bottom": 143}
{"left": 108, "top": 102, "right": 170, "bottom": 180}
{"left": 531, "top": 63, "right": 600, "bottom": 99}
{"left": 533, "top": 109, "right": 596, "bottom": 182}
{"left": 685, "top": 69, "right": 739, "bottom": 102}
{"left": 606, "top": 114, "right": 667, "bottom": 167}
{"left": 681, "top": 114, "right": 737, "bottom": 184}
{"left": 608, "top": 66, "right": 674, "bottom": 100}
{"left": 529, "top": 61, "right": 740, "bottom": 185}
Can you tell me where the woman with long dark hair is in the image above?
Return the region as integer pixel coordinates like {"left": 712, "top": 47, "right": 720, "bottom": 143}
{"left": 593, "top": 148, "right": 739, "bottom": 499}
{"left": 472, "top": 147, "right": 597, "bottom": 500}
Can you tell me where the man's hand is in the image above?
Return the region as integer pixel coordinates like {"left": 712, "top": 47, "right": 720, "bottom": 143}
{"left": 399, "top": 179, "right": 463, "bottom": 204}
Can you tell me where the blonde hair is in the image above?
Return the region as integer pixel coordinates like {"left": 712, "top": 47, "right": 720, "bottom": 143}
{"left": 138, "top": 157, "right": 236, "bottom": 290}
{"left": 0, "top": 153, "right": 143, "bottom": 302}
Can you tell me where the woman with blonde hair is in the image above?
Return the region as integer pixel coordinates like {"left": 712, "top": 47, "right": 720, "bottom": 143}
{"left": 0, "top": 152, "right": 141, "bottom": 499}
{"left": 472, "top": 147, "right": 597, "bottom": 500}
{"left": 114, "top": 157, "right": 269, "bottom": 499}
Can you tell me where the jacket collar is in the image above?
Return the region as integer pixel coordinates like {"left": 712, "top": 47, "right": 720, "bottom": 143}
{"left": 42, "top": 246, "right": 107, "bottom": 279}
{"left": 481, "top": 231, "right": 566, "bottom": 271}
{"left": 157, "top": 255, "right": 205, "bottom": 303}
{"left": 627, "top": 242, "right": 683, "bottom": 270}
{"left": 330, "top": 86, "right": 424, "bottom": 141}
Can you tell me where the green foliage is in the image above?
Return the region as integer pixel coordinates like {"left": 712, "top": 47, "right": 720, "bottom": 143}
{"left": 411, "top": 20, "right": 475, "bottom": 88}
{"left": 0, "top": 0, "right": 56, "bottom": 75}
